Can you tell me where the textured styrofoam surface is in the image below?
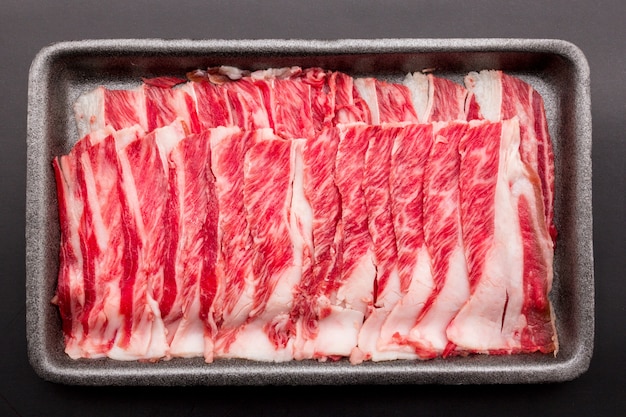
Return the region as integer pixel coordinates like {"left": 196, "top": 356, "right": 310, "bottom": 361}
{"left": 26, "top": 38, "right": 594, "bottom": 385}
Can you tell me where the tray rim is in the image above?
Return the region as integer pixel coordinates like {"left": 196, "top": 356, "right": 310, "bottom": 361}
{"left": 25, "top": 37, "right": 594, "bottom": 386}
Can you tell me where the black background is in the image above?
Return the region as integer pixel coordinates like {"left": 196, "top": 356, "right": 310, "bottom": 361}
{"left": 1, "top": 1, "right": 624, "bottom": 416}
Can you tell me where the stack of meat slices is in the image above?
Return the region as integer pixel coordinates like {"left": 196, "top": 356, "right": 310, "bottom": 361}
{"left": 53, "top": 66, "right": 558, "bottom": 363}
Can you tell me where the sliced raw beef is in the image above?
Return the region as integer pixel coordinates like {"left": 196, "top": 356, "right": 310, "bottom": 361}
{"left": 250, "top": 66, "right": 334, "bottom": 139}
{"left": 354, "top": 78, "right": 418, "bottom": 124}
{"left": 54, "top": 126, "right": 150, "bottom": 359}
{"left": 208, "top": 127, "right": 257, "bottom": 356}
{"left": 447, "top": 118, "right": 557, "bottom": 354}
{"left": 374, "top": 80, "right": 419, "bottom": 124}
{"left": 144, "top": 82, "right": 200, "bottom": 134}
{"left": 300, "top": 67, "right": 335, "bottom": 130}
{"left": 334, "top": 124, "right": 377, "bottom": 363}
{"left": 223, "top": 78, "right": 272, "bottom": 130}
{"left": 164, "top": 129, "right": 220, "bottom": 361}
{"left": 188, "top": 81, "right": 233, "bottom": 130}
{"left": 114, "top": 124, "right": 177, "bottom": 360}
{"left": 464, "top": 70, "right": 556, "bottom": 242}
{"left": 356, "top": 124, "right": 421, "bottom": 362}
{"left": 73, "top": 79, "right": 200, "bottom": 138}
{"left": 114, "top": 119, "right": 187, "bottom": 359}
{"left": 353, "top": 78, "right": 380, "bottom": 124}
{"left": 377, "top": 123, "right": 435, "bottom": 359}
{"left": 332, "top": 71, "right": 371, "bottom": 124}
{"left": 292, "top": 127, "right": 344, "bottom": 360}
{"left": 364, "top": 125, "right": 402, "bottom": 307}
{"left": 403, "top": 72, "right": 469, "bottom": 123}
{"left": 260, "top": 77, "right": 315, "bottom": 139}
{"left": 57, "top": 66, "right": 557, "bottom": 363}
{"left": 429, "top": 76, "right": 470, "bottom": 122}
{"left": 220, "top": 130, "right": 303, "bottom": 361}
{"left": 287, "top": 139, "right": 316, "bottom": 359}
{"left": 53, "top": 126, "right": 117, "bottom": 358}
{"left": 405, "top": 122, "right": 470, "bottom": 356}
{"left": 74, "top": 87, "right": 147, "bottom": 138}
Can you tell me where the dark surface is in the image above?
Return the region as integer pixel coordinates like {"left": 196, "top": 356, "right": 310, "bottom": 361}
{"left": 1, "top": 1, "right": 624, "bottom": 415}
